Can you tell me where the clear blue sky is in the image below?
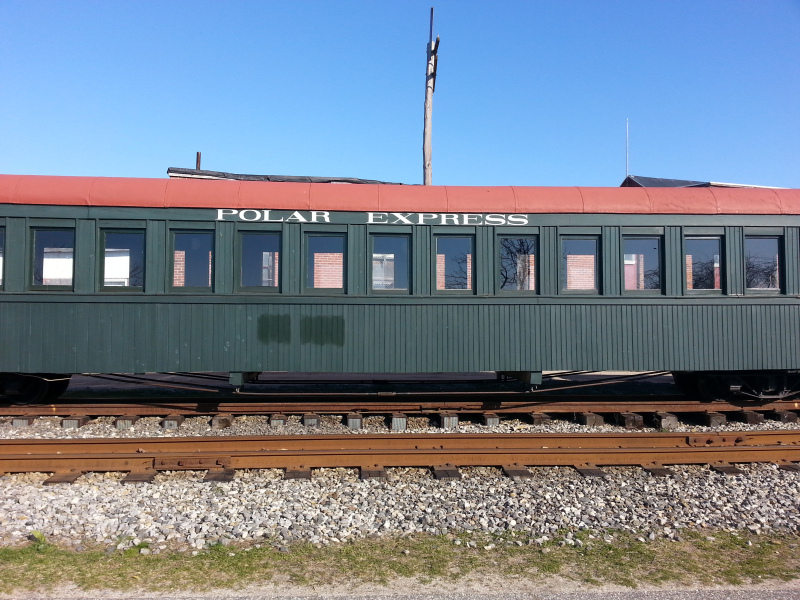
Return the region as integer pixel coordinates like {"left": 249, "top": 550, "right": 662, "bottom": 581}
{"left": 1, "top": 1, "right": 798, "bottom": 187}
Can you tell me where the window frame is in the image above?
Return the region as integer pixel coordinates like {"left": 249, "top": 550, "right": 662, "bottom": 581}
{"left": 303, "top": 231, "right": 347, "bottom": 294}
{"left": 29, "top": 227, "right": 76, "bottom": 291}
{"left": 620, "top": 235, "right": 663, "bottom": 294}
{"left": 559, "top": 235, "right": 601, "bottom": 295}
{"left": 235, "top": 229, "right": 282, "bottom": 293}
{"left": 98, "top": 228, "right": 146, "bottom": 292}
{"left": 432, "top": 233, "right": 476, "bottom": 294}
{"left": 169, "top": 229, "right": 215, "bottom": 293}
{"left": 683, "top": 234, "right": 724, "bottom": 295}
{"left": 369, "top": 233, "right": 412, "bottom": 295}
{"left": 496, "top": 234, "right": 538, "bottom": 294}
{"left": 0, "top": 226, "right": 5, "bottom": 291}
{"left": 744, "top": 234, "right": 783, "bottom": 294}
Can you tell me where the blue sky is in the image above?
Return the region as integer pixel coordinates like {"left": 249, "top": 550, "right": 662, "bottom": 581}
{"left": 1, "top": 1, "right": 798, "bottom": 187}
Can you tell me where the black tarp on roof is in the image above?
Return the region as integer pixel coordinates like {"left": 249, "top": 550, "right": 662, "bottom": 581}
{"left": 620, "top": 175, "right": 710, "bottom": 188}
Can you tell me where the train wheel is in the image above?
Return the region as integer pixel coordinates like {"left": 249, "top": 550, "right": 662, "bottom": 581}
{"left": 671, "top": 372, "right": 701, "bottom": 397}
{"left": 1, "top": 375, "right": 50, "bottom": 404}
{"left": 696, "top": 374, "right": 735, "bottom": 402}
{"left": 43, "top": 376, "right": 71, "bottom": 401}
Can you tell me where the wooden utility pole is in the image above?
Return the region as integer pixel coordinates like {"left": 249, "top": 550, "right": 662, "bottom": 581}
{"left": 423, "top": 8, "right": 439, "bottom": 185}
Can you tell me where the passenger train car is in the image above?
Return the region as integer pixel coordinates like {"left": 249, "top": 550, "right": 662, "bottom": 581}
{"left": 0, "top": 173, "right": 798, "bottom": 402}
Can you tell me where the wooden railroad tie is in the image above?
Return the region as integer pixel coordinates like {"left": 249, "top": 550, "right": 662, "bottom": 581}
{"left": 502, "top": 464, "right": 533, "bottom": 481}
{"left": 122, "top": 471, "right": 157, "bottom": 484}
{"left": 710, "top": 461, "right": 744, "bottom": 475}
{"left": 574, "top": 463, "right": 607, "bottom": 477}
{"left": 432, "top": 464, "right": 461, "bottom": 481}
{"left": 43, "top": 471, "right": 84, "bottom": 485}
{"left": 642, "top": 462, "right": 674, "bottom": 477}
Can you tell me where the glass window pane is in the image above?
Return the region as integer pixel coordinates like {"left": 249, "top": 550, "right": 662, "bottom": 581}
{"left": 500, "top": 237, "right": 536, "bottom": 291}
{"left": 241, "top": 233, "right": 280, "bottom": 287}
{"left": 436, "top": 236, "right": 473, "bottom": 290}
{"left": 745, "top": 237, "right": 780, "bottom": 290}
{"left": 307, "top": 235, "right": 345, "bottom": 289}
{"left": 173, "top": 232, "right": 213, "bottom": 288}
{"left": 685, "top": 237, "right": 721, "bottom": 290}
{"left": 562, "top": 238, "right": 597, "bottom": 290}
{"left": 33, "top": 229, "right": 74, "bottom": 286}
{"left": 623, "top": 237, "right": 661, "bottom": 290}
{"left": 103, "top": 231, "right": 144, "bottom": 287}
{"left": 372, "top": 236, "right": 409, "bottom": 291}
{"left": 0, "top": 229, "right": 4, "bottom": 287}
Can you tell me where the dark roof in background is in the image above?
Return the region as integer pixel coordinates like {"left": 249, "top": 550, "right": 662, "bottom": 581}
{"left": 621, "top": 175, "right": 710, "bottom": 188}
{"left": 621, "top": 175, "right": 782, "bottom": 189}
{"left": 167, "top": 167, "right": 405, "bottom": 186}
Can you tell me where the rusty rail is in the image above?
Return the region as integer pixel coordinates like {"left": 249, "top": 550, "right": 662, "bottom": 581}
{"left": 1, "top": 432, "right": 799, "bottom": 474}
{"left": 3, "top": 395, "right": 799, "bottom": 417}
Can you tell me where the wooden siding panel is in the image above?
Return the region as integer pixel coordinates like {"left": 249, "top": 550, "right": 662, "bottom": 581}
{"left": 2, "top": 299, "right": 800, "bottom": 373}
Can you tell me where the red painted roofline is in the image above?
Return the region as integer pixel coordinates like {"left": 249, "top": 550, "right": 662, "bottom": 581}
{"left": 1, "top": 174, "right": 799, "bottom": 215}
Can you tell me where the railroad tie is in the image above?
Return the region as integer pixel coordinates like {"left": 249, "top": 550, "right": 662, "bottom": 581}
{"left": 43, "top": 471, "right": 84, "bottom": 485}
{"left": 204, "top": 468, "right": 236, "bottom": 482}
{"left": 284, "top": 467, "right": 312, "bottom": 480}
{"left": 642, "top": 463, "right": 674, "bottom": 477}
{"left": 211, "top": 414, "right": 233, "bottom": 430}
{"left": 122, "top": 471, "right": 157, "bottom": 484}
{"left": 710, "top": 461, "right": 743, "bottom": 475}
{"left": 360, "top": 466, "right": 387, "bottom": 481}
{"left": 502, "top": 464, "right": 532, "bottom": 481}
{"left": 767, "top": 410, "right": 798, "bottom": 423}
{"left": 775, "top": 460, "right": 800, "bottom": 472}
{"left": 574, "top": 463, "right": 607, "bottom": 477}
{"left": 432, "top": 464, "right": 461, "bottom": 480}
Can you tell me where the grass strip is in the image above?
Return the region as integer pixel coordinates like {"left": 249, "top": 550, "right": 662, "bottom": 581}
{"left": 0, "top": 530, "right": 798, "bottom": 593}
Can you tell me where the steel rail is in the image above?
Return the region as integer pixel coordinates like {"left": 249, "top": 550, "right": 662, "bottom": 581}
{"left": 1, "top": 432, "right": 799, "bottom": 474}
{"left": 2, "top": 396, "right": 799, "bottom": 416}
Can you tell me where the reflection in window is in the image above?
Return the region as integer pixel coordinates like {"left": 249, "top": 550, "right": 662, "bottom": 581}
{"left": 241, "top": 233, "right": 280, "bottom": 288}
{"left": 500, "top": 237, "right": 536, "bottom": 291}
{"left": 372, "top": 235, "right": 409, "bottom": 291}
{"left": 562, "top": 238, "right": 597, "bottom": 291}
{"left": 685, "top": 237, "right": 721, "bottom": 290}
{"left": 173, "top": 232, "right": 213, "bottom": 288}
{"left": 436, "top": 236, "right": 473, "bottom": 290}
{"left": 0, "top": 229, "right": 4, "bottom": 286}
{"left": 745, "top": 237, "right": 780, "bottom": 290}
{"left": 33, "top": 229, "right": 74, "bottom": 287}
{"left": 307, "top": 235, "right": 345, "bottom": 289}
{"left": 103, "top": 231, "right": 144, "bottom": 287}
{"left": 623, "top": 237, "right": 661, "bottom": 291}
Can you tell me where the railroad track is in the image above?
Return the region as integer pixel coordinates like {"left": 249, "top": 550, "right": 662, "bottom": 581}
{"left": 3, "top": 393, "right": 800, "bottom": 417}
{"left": 2, "top": 431, "right": 800, "bottom": 484}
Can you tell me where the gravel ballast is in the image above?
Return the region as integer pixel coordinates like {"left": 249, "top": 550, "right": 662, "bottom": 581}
{"left": 1, "top": 462, "right": 798, "bottom": 551}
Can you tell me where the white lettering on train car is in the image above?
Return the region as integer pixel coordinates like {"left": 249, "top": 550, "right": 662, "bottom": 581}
{"left": 217, "top": 210, "right": 529, "bottom": 225}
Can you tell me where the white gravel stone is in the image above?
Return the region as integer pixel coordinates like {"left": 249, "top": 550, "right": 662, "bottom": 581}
{"left": 0, "top": 462, "right": 798, "bottom": 550}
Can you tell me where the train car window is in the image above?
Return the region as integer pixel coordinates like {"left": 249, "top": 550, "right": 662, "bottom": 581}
{"left": 32, "top": 228, "right": 75, "bottom": 288}
{"left": 622, "top": 237, "right": 661, "bottom": 291}
{"left": 499, "top": 236, "right": 537, "bottom": 292}
{"left": 306, "top": 234, "right": 345, "bottom": 290}
{"left": 171, "top": 231, "right": 214, "bottom": 289}
{"left": 745, "top": 236, "right": 781, "bottom": 290}
{"left": 435, "top": 236, "right": 474, "bottom": 291}
{"left": 371, "top": 235, "right": 410, "bottom": 292}
{"left": 561, "top": 238, "right": 598, "bottom": 291}
{"left": 685, "top": 237, "right": 722, "bottom": 290}
{"left": 240, "top": 232, "right": 280, "bottom": 288}
{"left": 0, "top": 228, "right": 4, "bottom": 288}
{"left": 101, "top": 230, "right": 144, "bottom": 289}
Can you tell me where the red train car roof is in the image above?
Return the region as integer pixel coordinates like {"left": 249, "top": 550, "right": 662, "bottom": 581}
{"left": 1, "top": 174, "right": 799, "bottom": 215}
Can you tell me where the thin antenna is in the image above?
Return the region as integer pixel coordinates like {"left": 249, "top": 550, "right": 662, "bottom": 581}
{"left": 625, "top": 119, "right": 629, "bottom": 178}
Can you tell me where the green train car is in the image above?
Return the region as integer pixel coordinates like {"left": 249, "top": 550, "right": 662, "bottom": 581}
{"left": 0, "top": 174, "right": 799, "bottom": 402}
